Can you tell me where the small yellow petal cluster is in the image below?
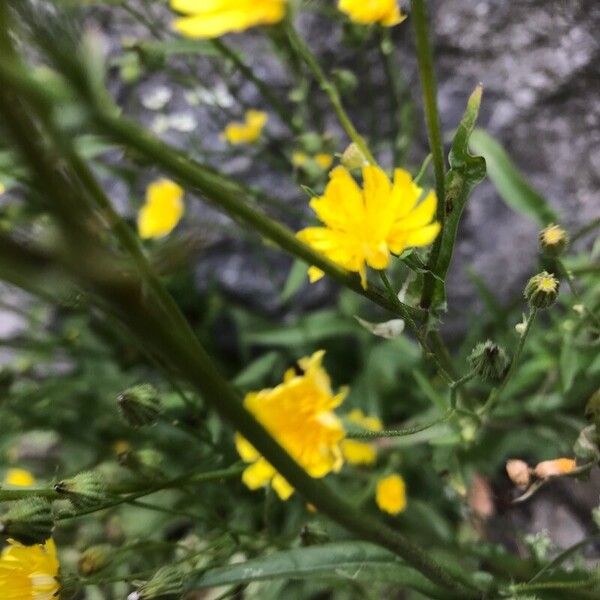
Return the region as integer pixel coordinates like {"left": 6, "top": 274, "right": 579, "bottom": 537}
{"left": 137, "top": 179, "right": 185, "bottom": 240}
{"left": 292, "top": 152, "right": 334, "bottom": 171}
{"left": 376, "top": 473, "right": 407, "bottom": 515}
{"left": 3, "top": 468, "right": 36, "bottom": 488}
{"left": 222, "top": 110, "right": 268, "bottom": 145}
{"left": 341, "top": 409, "right": 382, "bottom": 466}
{"left": 0, "top": 539, "right": 59, "bottom": 600}
{"left": 537, "top": 273, "right": 559, "bottom": 293}
{"left": 338, "top": 0, "right": 406, "bottom": 27}
{"left": 171, "top": 0, "right": 286, "bottom": 39}
{"left": 236, "top": 351, "right": 347, "bottom": 500}
{"left": 297, "top": 165, "right": 441, "bottom": 288}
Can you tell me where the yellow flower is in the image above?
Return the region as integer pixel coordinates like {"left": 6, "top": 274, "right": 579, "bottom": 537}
{"left": 3, "top": 469, "right": 36, "bottom": 488}
{"left": 171, "top": 0, "right": 286, "bottom": 39}
{"left": 137, "top": 179, "right": 184, "bottom": 240}
{"left": 292, "top": 151, "right": 309, "bottom": 167}
{"left": 338, "top": 0, "right": 406, "bottom": 27}
{"left": 376, "top": 473, "right": 407, "bottom": 515}
{"left": 292, "top": 152, "right": 334, "bottom": 171}
{"left": 315, "top": 153, "right": 334, "bottom": 170}
{"left": 222, "top": 110, "right": 268, "bottom": 145}
{"left": 0, "top": 538, "right": 60, "bottom": 600}
{"left": 297, "top": 165, "right": 440, "bottom": 288}
{"left": 341, "top": 409, "right": 382, "bottom": 466}
{"left": 235, "top": 351, "right": 347, "bottom": 500}
{"left": 0, "top": 181, "right": 5, "bottom": 195}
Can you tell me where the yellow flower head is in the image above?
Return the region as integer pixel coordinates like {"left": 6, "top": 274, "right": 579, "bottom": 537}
{"left": 137, "top": 179, "right": 184, "bottom": 240}
{"left": 0, "top": 538, "right": 59, "bottom": 600}
{"left": 315, "top": 154, "right": 334, "bottom": 170}
{"left": 222, "top": 110, "right": 268, "bottom": 145}
{"left": 236, "top": 351, "right": 347, "bottom": 500}
{"left": 171, "top": 0, "right": 286, "bottom": 39}
{"left": 297, "top": 165, "right": 441, "bottom": 288}
{"left": 341, "top": 409, "right": 382, "bottom": 466}
{"left": 292, "top": 152, "right": 334, "bottom": 171}
{"left": 338, "top": 0, "right": 406, "bottom": 27}
{"left": 3, "top": 469, "right": 36, "bottom": 488}
{"left": 376, "top": 473, "right": 407, "bottom": 515}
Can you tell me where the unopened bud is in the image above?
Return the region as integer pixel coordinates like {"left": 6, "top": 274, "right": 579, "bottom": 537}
{"left": 524, "top": 271, "right": 559, "bottom": 309}
{"left": 534, "top": 458, "right": 576, "bottom": 479}
{"left": 119, "top": 448, "right": 164, "bottom": 478}
{"left": 78, "top": 544, "right": 113, "bottom": 576}
{"left": 117, "top": 384, "right": 161, "bottom": 428}
{"left": 341, "top": 143, "right": 367, "bottom": 170}
{"left": 127, "top": 565, "right": 185, "bottom": 600}
{"left": 468, "top": 340, "right": 509, "bottom": 381}
{"left": 539, "top": 224, "right": 569, "bottom": 256}
{"left": 506, "top": 459, "right": 531, "bottom": 488}
{"left": 55, "top": 471, "right": 106, "bottom": 508}
{"left": 0, "top": 497, "right": 53, "bottom": 544}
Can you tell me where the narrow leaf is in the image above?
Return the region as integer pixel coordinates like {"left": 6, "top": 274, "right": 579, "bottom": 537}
{"left": 355, "top": 316, "right": 405, "bottom": 339}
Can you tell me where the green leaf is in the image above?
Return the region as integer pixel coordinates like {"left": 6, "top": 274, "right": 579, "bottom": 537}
{"left": 186, "top": 542, "right": 449, "bottom": 599}
{"left": 280, "top": 259, "right": 308, "bottom": 303}
{"left": 433, "top": 86, "right": 486, "bottom": 306}
{"left": 469, "top": 129, "right": 558, "bottom": 226}
{"left": 232, "top": 352, "right": 281, "bottom": 389}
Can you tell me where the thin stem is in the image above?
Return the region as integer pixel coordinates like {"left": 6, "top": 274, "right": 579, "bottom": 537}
{"left": 346, "top": 409, "right": 455, "bottom": 439}
{"left": 412, "top": 0, "right": 447, "bottom": 309}
{"left": 571, "top": 216, "right": 600, "bottom": 244}
{"left": 558, "top": 259, "right": 600, "bottom": 328}
{"left": 284, "top": 22, "right": 377, "bottom": 165}
{"left": 211, "top": 39, "right": 299, "bottom": 135}
{"left": 478, "top": 308, "right": 538, "bottom": 418}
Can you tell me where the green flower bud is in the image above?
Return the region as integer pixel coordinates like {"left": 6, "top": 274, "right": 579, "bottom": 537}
{"left": 0, "top": 497, "right": 54, "bottom": 545}
{"left": 341, "top": 143, "right": 367, "bottom": 171}
{"left": 585, "top": 389, "right": 600, "bottom": 431}
{"left": 55, "top": 471, "right": 106, "bottom": 509}
{"left": 78, "top": 544, "right": 113, "bottom": 576}
{"left": 573, "top": 425, "right": 600, "bottom": 462}
{"left": 331, "top": 68, "right": 358, "bottom": 96}
{"left": 117, "top": 384, "right": 161, "bottom": 428}
{"left": 539, "top": 224, "right": 569, "bottom": 256}
{"left": 119, "top": 448, "right": 164, "bottom": 478}
{"left": 524, "top": 271, "right": 560, "bottom": 309}
{"left": 468, "top": 340, "right": 509, "bottom": 382}
{"left": 127, "top": 565, "right": 185, "bottom": 600}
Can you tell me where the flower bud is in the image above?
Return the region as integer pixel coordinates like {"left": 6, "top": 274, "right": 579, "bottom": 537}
{"left": 117, "top": 384, "right": 161, "bottom": 428}
{"left": 119, "top": 448, "right": 164, "bottom": 479}
{"left": 585, "top": 389, "right": 600, "bottom": 430}
{"left": 127, "top": 565, "right": 185, "bottom": 600}
{"left": 78, "top": 544, "right": 113, "bottom": 576}
{"left": 55, "top": 471, "right": 106, "bottom": 509}
{"left": 341, "top": 143, "right": 367, "bottom": 171}
{"left": 468, "top": 340, "right": 509, "bottom": 381}
{"left": 539, "top": 224, "right": 569, "bottom": 256}
{"left": 534, "top": 458, "right": 576, "bottom": 479}
{"left": 0, "top": 497, "right": 54, "bottom": 545}
{"left": 524, "top": 271, "right": 559, "bottom": 309}
{"left": 506, "top": 459, "right": 531, "bottom": 488}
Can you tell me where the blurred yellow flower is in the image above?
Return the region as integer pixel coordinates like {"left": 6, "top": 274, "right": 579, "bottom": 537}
{"left": 137, "top": 179, "right": 184, "bottom": 240}
{"left": 171, "top": 0, "right": 286, "bottom": 39}
{"left": 0, "top": 538, "right": 59, "bottom": 600}
{"left": 292, "top": 152, "right": 334, "bottom": 171}
{"left": 376, "top": 473, "right": 407, "bottom": 515}
{"left": 235, "top": 351, "right": 347, "bottom": 500}
{"left": 222, "top": 110, "right": 268, "bottom": 145}
{"left": 338, "top": 0, "right": 406, "bottom": 27}
{"left": 0, "top": 182, "right": 5, "bottom": 195}
{"left": 3, "top": 468, "right": 36, "bottom": 488}
{"left": 297, "top": 165, "right": 440, "bottom": 288}
{"left": 341, "top": 409, "right": 382, "bottom": 466}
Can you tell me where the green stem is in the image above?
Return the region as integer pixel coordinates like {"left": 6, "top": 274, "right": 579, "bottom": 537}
{"left": 284, "top": 22, "right": 377, "bottom": 165}
{"left": 558, "top": 259, "right": 600, "bottom": 328}
{"left": 412, "top": 0, "right": 447, "bottom": 309}
{"left": 571, "top": 216, "right": 600, "bottom": 243}
{"left": 346, "top": 409, "right": 455, "bottom": 439}
{"left": 478, "top": 308, "right": 538, "bottom": 418}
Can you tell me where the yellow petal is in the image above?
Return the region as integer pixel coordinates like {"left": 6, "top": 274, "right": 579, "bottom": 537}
{"left": 241, "top": 459, "right": 275, "bottom": 490}
{"left": 376, "top": 474, "right": 407, "bottom": 515}
{"left": 395, "top": 190, "right": 438, "bottom": 231}
{"left": 271, "top": 474, "right": 294, "bottom": 500}
{"left": 137, "top": 179, "right": 184, "bottom": 239}
{"left": 307, "top": 266, "right": 325, "bottom": 282}
{"left": 342, "top": 439, "right": 377, "bottom": 465}
{"left": 3, "top": 468, "right": 36, "bottom": 487}
{"left": 235, "top": 433, "right": 259, "bottom": 463}
{"left": 404, "top": 222, "right": 441, "bottom": 247}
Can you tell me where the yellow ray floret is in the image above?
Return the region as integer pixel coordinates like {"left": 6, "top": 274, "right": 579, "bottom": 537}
{"left": 137, "top": 179, "right": 185, "bottom": 240}
{"left": 171, "top": 0, "right": 286, "bottom": 39}
{"left": 297, "top": 165, "right": 441, "bottom": 288}
{"left": 341, "top": 409, "right": 382, "bottom": 466}
{"left": 3, "top": 468, "right": 36, "bottom": 488}
{"left": 338, "top": 0, "right": 406, "bottom": 27}
{"left": 376, "top": 473, "right": 407, "bottom": 515}
{"left": 236, "top": 351, "right": 347, "bottom": 500}
{"left": 0, "top": 539, "right": 59, "bottom": 600}
{"left": 222, "top": 110, "right": 268, "bottom": 145}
